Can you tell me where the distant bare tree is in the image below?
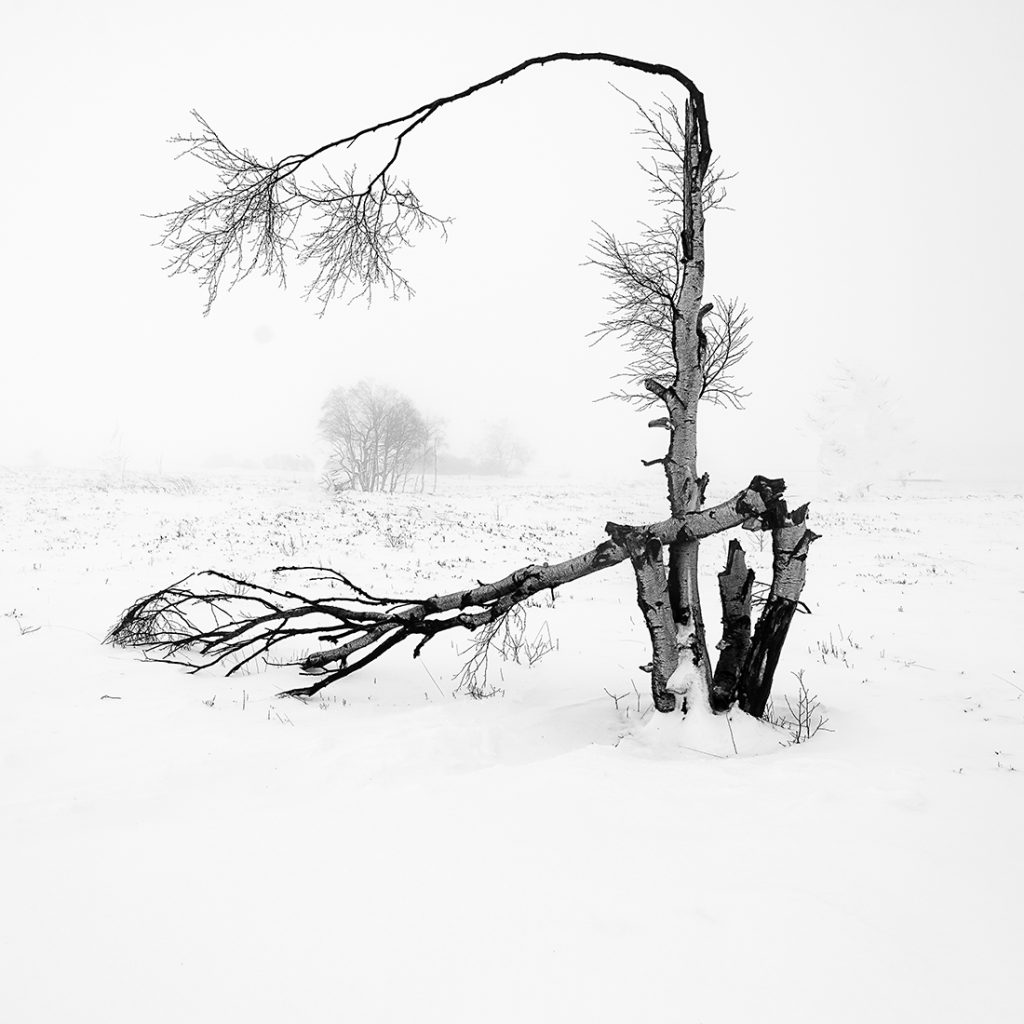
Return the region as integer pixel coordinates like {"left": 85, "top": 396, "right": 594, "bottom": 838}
{"left": 809, "top": 364, "right": 915, "bottom": 496}
{"left": 320, "top": 381, "right": 429, "bottom": 493}
{"left": 479, "top": 419, "right": 532, "bottom": 477}
{"left": 423, "top": 418, "right": 445, "bottom": 493}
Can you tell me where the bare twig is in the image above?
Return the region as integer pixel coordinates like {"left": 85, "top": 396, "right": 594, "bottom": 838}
{"left": 156, "top": 53, "right": 711, "bottom": 313}
{"left": 589, "top": 93, "right": 750, "bottom": 410}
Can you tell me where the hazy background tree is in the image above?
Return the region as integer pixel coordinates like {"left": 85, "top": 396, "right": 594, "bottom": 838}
{"left": 320, "top": 381, "right": 429, "bottom": 493}
{"left": 424, "top": 418, "right": 445, "bottom": 493}
{"left": 478, "top": 419, "right": 532, "bottom": 477}
{"left": 100, "top": 425, "right": 130, "bottom": 487}
{"left": 808, "top": 364, "right": 916, "bottom": 497}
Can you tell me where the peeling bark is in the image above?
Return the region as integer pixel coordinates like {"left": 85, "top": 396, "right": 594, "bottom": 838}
{"left": 644, "top": 101, "right": 713, "bottom": 701}
{"left": 623, "top": 536, "right": 679, "bottom": 712}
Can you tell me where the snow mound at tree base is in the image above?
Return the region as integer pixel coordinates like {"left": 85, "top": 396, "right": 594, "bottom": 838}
{"left": 621, "top": 695, "right": 789, "bottom": 759}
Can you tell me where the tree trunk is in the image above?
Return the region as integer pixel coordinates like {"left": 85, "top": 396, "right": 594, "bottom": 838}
{"left": 653, "top": 100, "right": 712, "bottom": 704}
{"left": 709, "top": 539, "right": 754, "bottom": 711}
{"left": 737, "top": 505, "right": 819, "bottom": 718}
{"left": 625, "top": 536, "right": 679, "bottom": 712}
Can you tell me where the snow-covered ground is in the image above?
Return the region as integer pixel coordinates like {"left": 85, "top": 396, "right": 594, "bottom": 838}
{"left": 2, "top": 469, "right": 1021, "bottom": 1023}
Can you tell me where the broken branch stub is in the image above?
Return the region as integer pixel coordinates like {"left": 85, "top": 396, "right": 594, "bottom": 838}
{"left": 709, "top": 539, "right": 755, "bottom": 712}
{"left": 736, "top": 503, "right": 820, "bottom": 718}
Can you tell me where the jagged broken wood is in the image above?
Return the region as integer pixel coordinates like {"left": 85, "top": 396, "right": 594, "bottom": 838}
{"left": 709, "top": 539, "right": 755, "bottom": 712}
{"left": 736, "top": 504, "right": 820, "bottom": 717}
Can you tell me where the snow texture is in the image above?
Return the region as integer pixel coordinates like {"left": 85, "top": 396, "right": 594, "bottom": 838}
{"left": 2, "top": 470, "right": 1022, "bottom": 1023}
{"left": 665, "top": 620, "right": 705, "bottom": 698}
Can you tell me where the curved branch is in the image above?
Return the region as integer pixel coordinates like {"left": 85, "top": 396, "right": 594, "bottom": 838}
{"left": 160, "top": 53, "right": 711, "bottom": 311}
{"left": 288, "top": 52, "right": 711, "bottom": 186}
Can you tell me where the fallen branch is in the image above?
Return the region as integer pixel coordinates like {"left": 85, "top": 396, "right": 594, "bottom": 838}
{"left": 107, "top": 477, "right": 785, "bottom": 699}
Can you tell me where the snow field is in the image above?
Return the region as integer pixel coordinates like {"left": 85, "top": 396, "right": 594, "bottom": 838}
{"left": 2, "top": 471, "right": 1022, "bottom": 1022}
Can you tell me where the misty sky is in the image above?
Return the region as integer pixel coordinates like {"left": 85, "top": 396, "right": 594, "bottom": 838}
{"left": 1, "top": 0, "right": 1021, "bottom": 484}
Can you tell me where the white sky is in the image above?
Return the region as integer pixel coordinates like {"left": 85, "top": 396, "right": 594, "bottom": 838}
{"left": 1, "top": 0, "right": 1021, "bottom": 484}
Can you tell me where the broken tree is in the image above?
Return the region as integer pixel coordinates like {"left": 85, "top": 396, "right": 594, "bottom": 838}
{"left": 110, "top": 53, "right": 819, "bottom": 718}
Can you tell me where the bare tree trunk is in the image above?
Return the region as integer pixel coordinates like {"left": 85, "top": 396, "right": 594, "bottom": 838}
{"left": 737, "top": 505, "right": 819, "bottom": 718}
{"left": 378, "top": 436, "right": 388, "bottom": 493}
{"left": 647, "top": 101, "right": 713, "bottom": 707}
{"left": 709, "top": 539, "right": 754, "bottom": 711}
{"left": 621, "top": 535, "right": 679, "bottom": 712}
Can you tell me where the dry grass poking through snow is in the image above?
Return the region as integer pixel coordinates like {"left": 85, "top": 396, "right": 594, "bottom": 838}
{"left": 2, "top": 469, "right": 1023, "bottom": 1023}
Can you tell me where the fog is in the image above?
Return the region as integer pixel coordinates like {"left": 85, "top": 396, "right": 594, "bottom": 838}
{"left": 2, "top": 0, "right": 1020, "bottom": 486}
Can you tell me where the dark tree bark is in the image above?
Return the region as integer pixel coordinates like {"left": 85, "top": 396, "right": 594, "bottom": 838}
{"left": 645, "top": 102, "right": 713, "bottom": 697}
{"left": 736, "top": 504, "right": 820, "bottom": 717}
{"left": 709, "top": 539, "right": 755, "bottom": 712}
